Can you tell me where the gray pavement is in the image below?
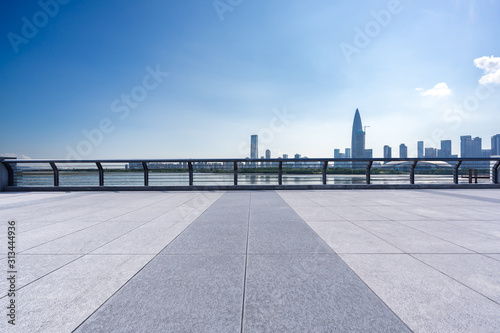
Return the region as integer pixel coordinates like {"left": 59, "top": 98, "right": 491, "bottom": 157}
{"left": 0, "top": 189, "right": 499, "bottom": 332}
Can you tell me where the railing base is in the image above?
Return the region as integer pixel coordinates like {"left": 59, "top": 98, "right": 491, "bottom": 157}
{"left": 5, "top": 183, "right": 500, "bottom": 192}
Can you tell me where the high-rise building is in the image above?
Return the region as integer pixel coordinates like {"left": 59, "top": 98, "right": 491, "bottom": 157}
{"left": 440, "top": 140, "right": 452, "bottom": 157}
{"left": 250, "top": 135, "right": 258, "bottom": 160}
{"left": 492, "top": 134, "right": 500, "bottom": 156}
{"left": 282, "top": 154, "right": 288, "bottom": 159}
{"left": 480, "top": 149, "right": 492, "bottom": 169}
{"left": 333, "top": 149, "right": 341, "bottom": 167}
{"left": 351, "top": 109, "right": 365, "bottom": 168}
{"left": 425, "top": 148, "right": 437, "bottom": 158}
{"left": 265, "top": 149, "right": 271, "bottom": 167}
{"left": 342, "top": 148, "right": 352, "bottom": 168}
{"left": 460, "top": 136, "right": 482, "bottom": 157}
{"left": 365, "top": 149, "right": 373, "bottom": 158}
{"left": 250, "top": 135, "right": 258, "bottom": 167}
{"left": 383, "top": 145, "right": 392, "bottom": 160}
{"left": 334, "top": 149, "right": 350, "bottom": 167}
{"left": 417, "top": 141, "right": 424, "bottom": 158}
{"left": 399, "top": 144, "right": 408, "bottom": 159}
{"left": 294, "top": 153, "right": 301, "bottom": 168}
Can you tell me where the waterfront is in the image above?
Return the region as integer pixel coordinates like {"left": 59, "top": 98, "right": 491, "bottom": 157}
{"left": 12, "top": 171, "right": 491, "bottom": 187}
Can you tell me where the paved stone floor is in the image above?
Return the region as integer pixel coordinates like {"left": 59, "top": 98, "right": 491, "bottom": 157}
{"left": 0, "top": 189, "right": 499, "bottom": 332}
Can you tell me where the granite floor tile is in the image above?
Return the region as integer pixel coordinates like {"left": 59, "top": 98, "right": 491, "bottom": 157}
{"left": 397, "top": 220, "right": 500, "bottom": 253}
{"left": 248, "top": 218, "right": 331, "bottom": 254}
{"left": 92, "top": 219, "right": 193, "bottom": 254}
{"left": 339, "top": 254, "right": 500, "bottom": 333}
{"left": 75, "top": 255, "right": 245, "bottom": 333}
{"left": 23, "top": 221, "right": 146, "bottom": 254}
{"left": 352, "top": 220, "right": 473, "bottom": 253}
{"left": 0, "top": 254, "right": 81, "bottom": 296}
{"left": 162, "top": 220, "right": 248, "bottom": 255}
{"left": 0, "top": 254, "right": 154, "bottom": 333}
{"left": 413, "top": 253, "right": 500, "bottom": 303}
{"left": 243, "top": 254, "right": 411, "bottom": 333}
{"left": 307, "top": 221, "right": 402, "bottom": 254}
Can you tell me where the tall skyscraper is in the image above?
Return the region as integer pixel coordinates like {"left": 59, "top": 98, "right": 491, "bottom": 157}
{"left": 250, "top": 135, "right": 258, "bottom": 159}
{"left": 440, "top": 140, "right": 452, "bottom": 157}
{"left": 461, "top": 135, "right": 483, "bottom": 168}
{"left": 383, "top": 145, "right": 392, "bottom": 159}
{"left": 460, "top": 136, "right": 482, "bottom": 157}
{"left": 492, "top": 134, "right": 500, "bottom": 156}
{"left": 417, "top": 141, "right": 424, "bottom": 158}
{"left": 351, "top": 109, "right": 365, "bottom": 168}
{"left": 399, "top": 144, "right": 407, "bottom": 159}
{"left": 250, "top": 135, "right": 258, "bottom": 167}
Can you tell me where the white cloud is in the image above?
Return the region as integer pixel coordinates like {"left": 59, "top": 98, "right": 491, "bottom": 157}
{"left": 0, "top": 153, "right": 31, "bottom": 159}
{"left": 417, "top": 82, "right": 452, "bottom": 97}
{"left": 474, "top": 55, "right": 500, "bottom": 85}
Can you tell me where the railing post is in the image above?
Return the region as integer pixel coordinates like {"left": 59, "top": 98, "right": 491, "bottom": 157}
{"left": 2, "top": 160, "right": 15, "bottom": 186}
{"left": 409, "top": 161, "right": 418, "bottom": 185}
{"left": 142, "top": 162, "right": 149, "bottom": 186}
{"left": 492, "top": 160, "right": 500, "bottom": 184}
{"left": 278, "top": 161, "right": 283, "bottom": 185}
{"left": 49, "top": 162, "right": 59, "bottom": 187}
{"left": 366, "top": 160, "right": 373, "bottom": 185}
{"left": 96, "top": 162, "right": 104, "bottom": 186}
{"left": 188, "top": 162, "right": 193, "bottom": 186}
{"left": 0, "top": 159, "right": 9, "bottom": 190}
{"left": 322, "top": 161, "right": 328, "bottom": 185}
{"left": 468, "top": 169, "right": 472, "bottom": 183}
{"left": 474, "top": 169, "right": 478, "bottom": 184}
{"left": 453, "top": 161, "right": 462, "bottom": 184}
{"left": 233, "top": 162, "right": 238, "bottom": 185}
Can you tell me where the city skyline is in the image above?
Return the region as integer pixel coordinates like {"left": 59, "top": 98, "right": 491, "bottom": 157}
{"left": 249, "top": 126, "right": 500, "bottom": 160}
{"left": 1, "top": 1, "right": 499, "bottom": 159}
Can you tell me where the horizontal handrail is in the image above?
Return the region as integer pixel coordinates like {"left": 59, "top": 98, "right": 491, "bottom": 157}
{"left": 2, "top": 157, "right": 500, "bottom": 189}
{"left": 1, "top": 157, "right": 498, "bottom": 163}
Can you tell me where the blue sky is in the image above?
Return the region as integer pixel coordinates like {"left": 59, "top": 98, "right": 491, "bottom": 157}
{"left": 1, "top": 0, "right": 499, "bottom": 159}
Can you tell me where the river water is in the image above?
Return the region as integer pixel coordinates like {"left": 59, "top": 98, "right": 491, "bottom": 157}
{"left": 14, "top": 171, "right": 488, "bottom": 187}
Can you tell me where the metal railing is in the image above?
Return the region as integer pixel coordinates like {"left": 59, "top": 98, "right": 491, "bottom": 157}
{"left": 1, "top": 157, "right": 499, "bottom": 190}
